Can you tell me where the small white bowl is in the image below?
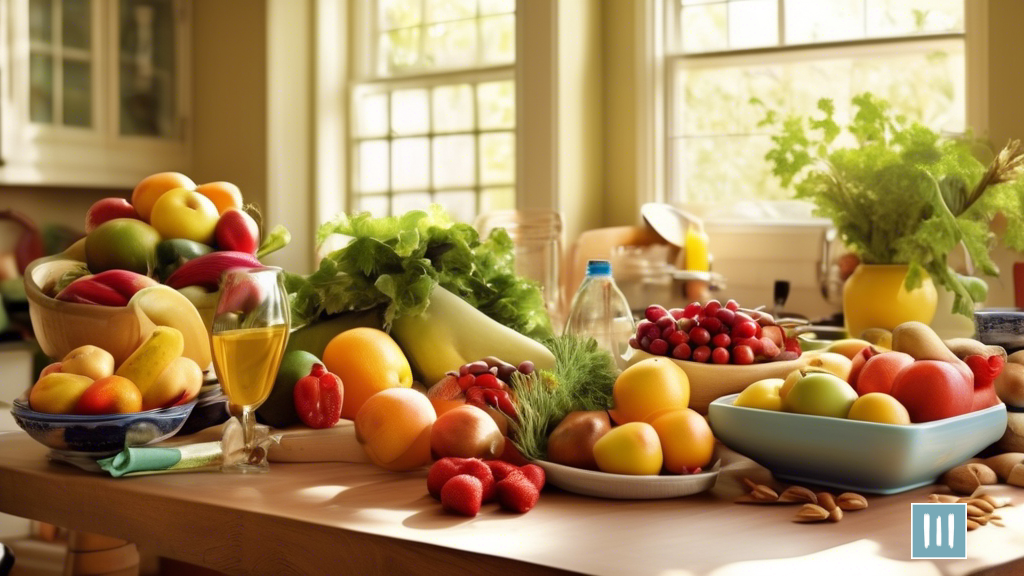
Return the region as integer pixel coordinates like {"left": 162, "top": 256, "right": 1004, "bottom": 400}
{"left": 534, "top": 457, "right": 721, "bottom": 500}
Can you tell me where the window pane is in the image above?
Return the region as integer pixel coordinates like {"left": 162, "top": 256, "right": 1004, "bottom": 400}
{"left": 119, "top": 0, "right": 178, "bottom": 137}
{"left": 477, "top": 81, "right": 514, "bottom": 129}
{"left": 425, "top": 0, "right": 475, "bottom": 23}
{"left": 433, "top": 135, "right": 475, "bottom": 188}
{"left": 480, "top": 132, "right": 514, "bottom": 185}
{"left": 435, "top": 189, "right": 477, "bottom": 222}
{"left": 481, "top": 187, "right": 515, "bottom": 213}
{"left": 391, "top": 138, "right": 430, "bottom": 190}
{"left": 480, "top": 14, "right": 514, "bottom": 64}
{"left": 480, "top": 0, "right": 514, "bottom": 16}
{"left": 392, "top": 192, "right": 433, "bottom": 214}
{"left": 424, "top": 20, "right": 477, "bottom": 69}
{"left": 670, "top": 41, "right": 965, "bottom": 203}
{"left": 433, "top": 84, "right": 475, "bottom": 132}
{"left": 63, "top": 59, "right": 91, "bottom": 127}
{"left": 355, "top": 194, "right": 390, "bottom": 217}
{"left": 62, "top": 0, "right": 91, "bottom": 49}
{"left": 30, "top": 0, "right": 53, "bottom": 42}
{"left": 358, "top": 140, "right": 390, "bottom": 193}
{"left": 867, "top": 0, "right": 963, "bottom": 36}
{"left": 355, "top": 92, "right": 389, "bottom": 137}
{"left": 379, "top": 0, "right": 422, "bottom": 30}
{"left": 681, "top": 3, "right": 727, "bottom": 53}
{"left": 391, "top": 88, "right": 429, "bottom": 135}
{"left": 785, "top": 0, "right": 865, "bottom": 44}
{"left": 380, "top": 28, "right": 421, "bottom": 74}
{"left": 29, "top": 53, "right": 54, "bottom": 123}
{"left": 728, "top": 0, "right": 778, "bottom": 49}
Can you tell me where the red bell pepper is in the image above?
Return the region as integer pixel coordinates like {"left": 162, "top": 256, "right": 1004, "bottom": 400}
{"left": 965, "top": 354, "right": 1004, "bottom": 412}
{"left": 293, "top": 363, "right": 344, "bottom": 429}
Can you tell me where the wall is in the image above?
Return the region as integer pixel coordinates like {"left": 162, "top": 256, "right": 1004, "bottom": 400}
{"left": 601, "top": 0, "right": 641, "bottom": 228}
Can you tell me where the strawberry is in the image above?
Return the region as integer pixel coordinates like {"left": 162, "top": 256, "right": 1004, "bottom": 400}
{"left": 427, "top": 458, "right": 495, "bottom": 502}
{"left": 496, "top": 470, "right": 540, "bottom": 513}
{"left": 441, "top": 474, "right": 483, "bottom": 517}
{"left": 485, "top": 460, "right": 518, "bottom": 482}
{"left": 427, "top": 458, "right": 466, "bottom": 499}
{"left": 519, "top": 464, "right": 546, "bottom": 491}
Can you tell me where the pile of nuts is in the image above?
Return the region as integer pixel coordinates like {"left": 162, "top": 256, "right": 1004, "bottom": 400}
{"left": 735, "top": 478, "right": 868, "bottom": 523}
{"left": 928, "top": 493, "right": 1011, "bottom": 531}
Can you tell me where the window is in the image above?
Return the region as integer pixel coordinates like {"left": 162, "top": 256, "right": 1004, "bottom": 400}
{"left": 349, "top": 0, "right": 516, "bottom": 221}
{"left": 28, "top": 0, "right": 94, "bottom": 128}
{"left": 666, "top": 0, "right": 965, "bottom": 204}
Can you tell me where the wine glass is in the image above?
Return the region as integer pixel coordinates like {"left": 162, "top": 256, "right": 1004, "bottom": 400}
{"left": 211, "top": 267, "right": 290, "bottom": 473}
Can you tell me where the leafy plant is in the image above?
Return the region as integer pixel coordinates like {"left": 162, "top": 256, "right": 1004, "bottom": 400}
{"left": 510, "top": 335, "right": 617, "bottom": 461}
{"left": 757, "top": 93, "right": 1024, "bottom": 316}
{"left": 285, "top": 206, "right": 553, "bottom": 340}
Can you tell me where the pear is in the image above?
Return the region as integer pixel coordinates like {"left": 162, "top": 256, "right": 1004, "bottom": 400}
{"left": 892, "top": 321, "right": 962, "bottom": 364}
{"left": 945, "top": 337, "right": 1007, "bottom": 362}
{"left": 546, "top": 410, "right": 612, "bottom": 470}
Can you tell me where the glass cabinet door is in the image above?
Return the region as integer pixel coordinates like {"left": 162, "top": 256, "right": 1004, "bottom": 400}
{"left": 118, "top": 0, "right": 178, "bottom": 138}
{"left": 28, "top": 0, "right": 94, "bottom": 128}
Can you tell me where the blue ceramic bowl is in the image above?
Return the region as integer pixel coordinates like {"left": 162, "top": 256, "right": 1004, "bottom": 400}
{"left": 708, "top": 394, "right": 1007, "bottom": 494}
{"left": 974, "top": 309, "right": 1024, "bottom": 352}
{"left": 11, "top": 398, "right": 197, "bottom": 457}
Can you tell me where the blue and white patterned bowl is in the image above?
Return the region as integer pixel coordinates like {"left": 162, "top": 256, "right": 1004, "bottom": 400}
{"left": 12, "top": 397, "right": 196, "bottom": 457}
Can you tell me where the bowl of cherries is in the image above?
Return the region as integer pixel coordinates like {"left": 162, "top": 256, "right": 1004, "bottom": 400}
{"left": 627, "top": 300, "right": 812, "bottom": 413}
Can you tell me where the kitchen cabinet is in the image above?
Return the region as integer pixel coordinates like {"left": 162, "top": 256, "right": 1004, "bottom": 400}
{"left": 0, "top": 0, "right": 191, "bottom": 188}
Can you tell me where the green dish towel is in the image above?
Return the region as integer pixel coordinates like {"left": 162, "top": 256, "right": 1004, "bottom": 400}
{"left": 97, "top": 417, "right": 248, "bottom": 477}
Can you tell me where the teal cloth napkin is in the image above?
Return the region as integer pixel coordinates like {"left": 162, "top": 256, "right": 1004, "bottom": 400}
{"left": 95, "top": 418, "right": 247, "bottom": 477}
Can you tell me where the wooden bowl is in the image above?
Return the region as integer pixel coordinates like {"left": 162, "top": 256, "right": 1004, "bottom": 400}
{"left": 25, "top": 256, "right": 147, "bottom": 365}
{"left": 626, "top": 350, "right": 813, "bottom": 414}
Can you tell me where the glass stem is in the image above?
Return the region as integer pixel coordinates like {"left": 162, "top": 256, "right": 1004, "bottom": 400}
{"left": 241, "top": 406, "right": 256, "bottom": 459}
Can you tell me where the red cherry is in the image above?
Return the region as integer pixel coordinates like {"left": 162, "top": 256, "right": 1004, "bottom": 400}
{"left": 700, "top": 317, "right": 723, "bottom": 334}
{"left": 704, "top": 300, "right": 722, "bottom": 317}
{"left": 692, "top": 345, "right": 711, "bottom": 363}
{"left": 732, "top": 345, "right": 754, "bottom": 365}
{"left": 649, "top": 338, "right": 669, "bottom": 356}
{"left": 689, "top": 327, "right": 711, "bottom": 346}
{"left": 672, "top": 343, "right": 692, "bottom": 360}
{"left": 645, "top": 305, "right": 670, "bottom": 323}
{"left": 732, "top": 321, "right": 758, "bottom": 339}
{"left": 628, "top": 337, "right": 640, "bottom": 349}
{"left": 668, "top": 331, "right": 689, "bottom": 346}
{"left": 682, "top": 302, "right": 703, "bottom": 318}
{"left": 669, "top": 308, "right": 687, "bottom": 320}
{"left": 715, "top": 308, "right": 736, "bottom": 326}
{"left": 725, "top": 299, "right": 740, "bottom": 311}
{"left": 711, "top": 347, "right": 730, "bottom": 364}
{"left": 712, "top": 333, "right": 731, "bottom": 348}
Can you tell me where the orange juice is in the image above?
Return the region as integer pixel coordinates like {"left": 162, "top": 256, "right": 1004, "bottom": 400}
{"left": 212, "top": 325, "right": 289, "bottom": 408}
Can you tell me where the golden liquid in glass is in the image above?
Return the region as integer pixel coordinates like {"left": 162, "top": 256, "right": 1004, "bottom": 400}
{"left": 212, "top": 325, "right": 289, "bottom": 408}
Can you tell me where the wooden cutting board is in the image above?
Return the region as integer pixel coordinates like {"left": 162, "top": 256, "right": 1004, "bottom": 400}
{"left": 173, "top": 420, "right": 369, "bottom": 464}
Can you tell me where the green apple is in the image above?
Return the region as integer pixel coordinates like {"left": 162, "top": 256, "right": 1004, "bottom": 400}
{"left": 85, "top": 218, "right": 161, "bottom": 274}
{"left": 734, "top": 378, "right": 784, "bottom": 411}
{"left": 783, "top": 372, "right": 858, "bottom": 418}
{"left": 149, "top": 188, "right": 220, "bottom": 244}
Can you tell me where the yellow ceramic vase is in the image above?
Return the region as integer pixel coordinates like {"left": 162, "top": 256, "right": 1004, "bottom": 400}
{"left": 843, "top": 264, "right": 938, "bottom": 339}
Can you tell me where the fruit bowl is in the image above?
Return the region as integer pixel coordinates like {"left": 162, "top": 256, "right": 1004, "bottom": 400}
{"left": 11, "top": 397, "right": 197, "bottom": 457}
{"left": 708, "top": 393, "right": 1007, "bottom": 494}
{"left": 534, "top": 454, "right": 721, "bottom": 499}
{"left": 627, "top": 350, "right": 812, "bottom": 414}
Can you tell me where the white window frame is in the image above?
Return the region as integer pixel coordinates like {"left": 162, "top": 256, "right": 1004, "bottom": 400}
{"left": 0, "top": 0, "right": 192, "bottom": 188}
{"left": 653, "top": 0, "right": 972, "bottom": 223}
{"left": 344, "top": 0, "right": 517, "bottom": 219}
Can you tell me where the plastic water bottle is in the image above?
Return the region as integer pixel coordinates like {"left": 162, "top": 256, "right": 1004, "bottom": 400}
{"left": 564, "top": 260, "right": 636, "bottom": 368}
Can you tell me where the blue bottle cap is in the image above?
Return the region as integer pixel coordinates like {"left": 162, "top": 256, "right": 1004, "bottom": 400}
{"left": 586, "top": 260, "right": 612, "bottom": 277}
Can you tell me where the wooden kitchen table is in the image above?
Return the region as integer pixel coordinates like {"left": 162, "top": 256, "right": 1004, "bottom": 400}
{"left": 1, "top": 431, "right": 1023, "bottom": 576}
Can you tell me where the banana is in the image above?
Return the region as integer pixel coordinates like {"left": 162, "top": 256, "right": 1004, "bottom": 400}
{"left": 115, "top": 326, "right": 185, "bottom": 407}
{"left": 129, "top": 285, "right": 213, "bottom": 371}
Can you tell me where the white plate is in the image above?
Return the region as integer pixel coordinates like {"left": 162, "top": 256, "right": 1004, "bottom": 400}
{"left": 535, "top": 456, "right": 721, "bottom": 500}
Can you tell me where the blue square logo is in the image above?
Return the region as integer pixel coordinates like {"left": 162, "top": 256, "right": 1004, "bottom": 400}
{"left": 912, "top": 503, "right": 967, "bottom": 559}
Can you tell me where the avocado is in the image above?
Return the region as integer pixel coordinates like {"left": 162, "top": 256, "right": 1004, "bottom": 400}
{"left": 256, "top": 350, "right": 320, "bottom": 428}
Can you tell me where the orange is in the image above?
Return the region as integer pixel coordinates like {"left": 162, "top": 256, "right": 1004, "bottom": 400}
{"left": 648, "top": 408, "right": 714, "bottom": 473}
{"left": 322, "top": 327, "right": 413, "bottom": 419}
{"left": 354, "top": 388, "right": 435, "bottom": 471}
{"left": 609, "top": 357, "right": 689, "bottom": 425}
{"left": 131, "top": 172, "right": 196, "bottom": 222}
{"left": 196, "top": 181, "right": 244, "bottom": 215}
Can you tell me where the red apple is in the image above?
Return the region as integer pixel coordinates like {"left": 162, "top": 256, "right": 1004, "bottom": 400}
{"left": 848, "top": 345, "right": 882, "bottom": 388}
{"left": 890, "top": 360, "right": 973, "bottom": 423}
{"left": 214, "top": 209, "right": 260, "bottom": 254}
{"left": 85, "top": 198, "right": 140, "bottom": 233}
{"left": 854, "top": 351, "right": 914, "bottom": 396}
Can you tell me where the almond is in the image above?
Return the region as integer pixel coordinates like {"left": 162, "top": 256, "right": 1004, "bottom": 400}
{"left": 742, "top": 477, "right": 759, "bottom": 492}
{"left": 816, "top": 492, "right": 837, "bottom": 511}
{"left": 960, "top": 498, "right": 995, "bottom": 513}
{"left": 967, "top": 519, "right": 980, "bottom": 531}
{"left": 778, "top": 486, "right": 818, "bottom": 504}
{"left": 977, "top": 493, "right": 1012, "bottom": 509}
{"left": 836, "top": 492, "right": 868, "bottom": 511}
{"left": 751, "top": 484, "right": 779, "bottom": 502}
{"left": 828, "top": 507, "right": 843, "bottom": 522}
{"left": 793, "top": 504, "right": 829, "bottom": 523}
{"left": 928, "top": 494, "right": 960, "bottom": 503}
{"left": 992, "top": 519, "right": 1005, "bottom": 527}
{"left": 972, "top": 515, "right": 989, "bottom": 526}
{"left": 965, "top": 504, "right": 986, "bottom": 517}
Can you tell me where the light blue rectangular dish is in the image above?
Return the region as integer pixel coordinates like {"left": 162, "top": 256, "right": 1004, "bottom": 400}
{"left": 708, "top": 394, "right": 1007, "bottom": 494}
